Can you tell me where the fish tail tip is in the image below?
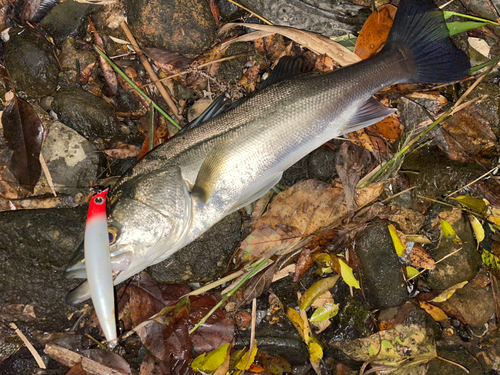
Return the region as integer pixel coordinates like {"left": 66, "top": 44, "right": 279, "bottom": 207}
{"left": 385, "top": 0, "right": 470, "bottom": 84}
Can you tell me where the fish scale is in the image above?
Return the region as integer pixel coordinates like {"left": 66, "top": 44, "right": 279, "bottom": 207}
{"left": 65, "top": 0, "right": 470, "bottom": 305}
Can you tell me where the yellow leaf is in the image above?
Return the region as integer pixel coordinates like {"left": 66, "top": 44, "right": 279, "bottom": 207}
{"left": 299, "top": 275, "right": 340, "bottom": 310}
{"left": 469, "top": 216, "right": 485, "bottom": 243}
{"left": 406, "top": 266, "right": 420, "bottom": 278}
{"left": 285, "top": 307, "right": 304, "bottom": 336}
{"left": 418, "top": 301, "right": 448, "bottom": 321}
{"left": 430, "top": 281, "right": 468, "bottom": 302}
{"left": 388, "top": 224, "right": 404, "bottom": 256}
{"left": 308, "top": 339, "right": 323, "bottom": 363}
{"left": 339, "top": 259, "right": 360, "bottom": 289}
{"left": 192, "top": 343, "right": 231, "bottom": 373}
{"left": 441, "top": 220, "right": 457, "bottom": 239}
{"left": 406, "top": 234, "right": 432, "bottom": 244}
{"left": 235, "top": 341, "right": 258, "bottom": 370}
{"left": 456, "top": 196, "right": 486, "bottom": 213}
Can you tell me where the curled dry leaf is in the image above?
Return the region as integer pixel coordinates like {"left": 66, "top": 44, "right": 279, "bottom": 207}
{"left": 409, "top": 243, "right": 436, "bottom": 270}
{"left": 219, "top": 23, "right": 360, "bottom": 66}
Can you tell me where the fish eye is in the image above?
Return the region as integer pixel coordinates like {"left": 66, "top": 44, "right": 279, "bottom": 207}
{"left": 108, "top": 226, "right": 118, "bottom": 244}
{"left": 94, "top": 196, "right": 104, "bottom": 205}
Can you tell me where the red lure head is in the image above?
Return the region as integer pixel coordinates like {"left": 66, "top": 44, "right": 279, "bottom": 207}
{"left": 87, "top": 188, "right": 109, "bottom": 221}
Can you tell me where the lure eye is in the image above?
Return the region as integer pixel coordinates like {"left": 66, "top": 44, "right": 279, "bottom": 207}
{"left": 108, "top": 226, "right": 118, "bottom": 244}
{"left": 94, "top": 196, "right": 104, "bottom": 205}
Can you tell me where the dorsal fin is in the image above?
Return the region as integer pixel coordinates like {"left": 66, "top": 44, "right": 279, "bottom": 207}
{"left": 178, "top": 56, "right": 315, "bottom": 134}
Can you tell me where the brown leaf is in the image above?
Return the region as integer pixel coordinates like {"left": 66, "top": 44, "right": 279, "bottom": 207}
{"left": 103, "top": 143, "right": 140, "bottom": 159}
{"left": 354, "top": 5, "right": 396, "bottom": 60}
{"left": 143, "top": 48, "right": 192, "bottom": 68}
{"left": 368, "top": 115, "right": 402, "bottom": 142}
{"left": 293, "top": 248, "right": 314, "bottom": 283}
{"left": 409, "top": 243, "right": 436, "bottom": 270}
{"left": 240, "top": 262, "right": 280, "bottom": 307}
{"left": 2, "top": 95, "right": 43, "bottom": 192}
{"left": 240, "top": 224, "right": 302, "bottom": 258}
{"left": 335, "top": 142, "right": 372, "bottom": 215}
{"left": 88, "top": 18, "right": 118, "bottom": 94}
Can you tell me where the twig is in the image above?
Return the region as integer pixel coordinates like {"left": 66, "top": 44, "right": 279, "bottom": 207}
{"left": 241, "top": 298, "right": 257, "bottom": 375}
{"left": 226, "top": 0, "right": 273, "bottom": 25}
{"left": 10, "top": 323, "right": 46, "bottom": 369}
{"left": 120, "top": 21, "right": 181, "bottom": 121}
{"left": 39, "top": 153, "right": 57, "bottom": 197}
{"left": 445, "top": 164, "right": 499, "bottom": 198}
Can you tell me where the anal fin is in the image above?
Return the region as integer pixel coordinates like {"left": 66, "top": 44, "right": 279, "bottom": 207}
{"left": 342, "top": 97, "right": 396, "bottom": 134}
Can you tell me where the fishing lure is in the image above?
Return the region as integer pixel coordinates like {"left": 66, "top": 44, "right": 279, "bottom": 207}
{"left": 84, "top": 188, "right": 117, "bottom": 344}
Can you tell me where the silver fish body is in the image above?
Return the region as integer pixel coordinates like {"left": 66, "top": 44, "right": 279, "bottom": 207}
{"left": 66, "top": 0, "right": 470, "bottom": 304}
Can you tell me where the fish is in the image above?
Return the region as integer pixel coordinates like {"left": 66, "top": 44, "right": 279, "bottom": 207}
{"left": 83, "top": 188, "right": 117, "bottom": 344}
{"left": 65, "top": 0, "right": 470, "bottom": 305}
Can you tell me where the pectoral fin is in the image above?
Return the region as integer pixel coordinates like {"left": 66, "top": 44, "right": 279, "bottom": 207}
{"left": 192, "top": 137, "right": 232, "bottom": 203}
{"left": 342, "top": 97, "right": 396, "bottom": 133}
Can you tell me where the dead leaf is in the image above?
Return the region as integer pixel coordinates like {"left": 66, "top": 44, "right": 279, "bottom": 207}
{"left": 103, "top": 143, "right": 140, "bottom": 159}
{"left": 239, "top": 262, "right": 279, "bottom": 308}
{"left": 299, "top": 275, "right": 340, "bottom": 310}
{"left": 418, "top": 301, "right": 448, "bottom": 321}
{"left": 2, "top": 95, "right": 44, "bottom": 192}
{"left": 251, "top": 190, "right": 274, "bottom": 231}
{"left": 240, "top": 224, "right": 302, "bottom": 258}
{"left": 368, "top": 115, "right": 402, "bottom": 143}
{"left": 293, "top": 248, "right": 314, "bottom": 283}
{"left": 354, "top": 5, "right": 396, "bottom": 60}
{"left": 431, "top": 208, "right": 462, "bottom": 228}
{"left": 409, "top": 243, "right": 436, "bottom": 270}
{"left": 219, "top": 23, "right": 360, "bottom": 66}
{"left": 88, "top": 18, "right": 118, "bottom": 95}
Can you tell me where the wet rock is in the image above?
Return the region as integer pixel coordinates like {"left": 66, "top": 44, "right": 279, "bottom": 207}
{"left": 324, "top": 297, "right": 373, "bottom": 368}
{"left": 0, "top": 206, "right": 86, "bottom": 333}
{"left": 401, "top": 145, "right": 484, "bottom": 198}
{"left": 216, "top": 43, "right": 252, "bottom": 83}
{"left": 281, "top": 146, "right": 338, "bottom": 186}
{"left": 442, "top": 283, "right": 495, "bottom": 327}
{"left": 4, "top": 27, "right": 60, "bottom": 98}
{"left": 216, "top": 0, "right": 248, "bottom": 21}
{"left": 40, "top": 0, "right": 92, "bottom": 48}
{"left": 427, "top": 346, "right": 483, "bottom": 375}
{"left": 58, "top": 38, "right": 96, "bottom": 83}
{"left": 234, "top": 307, "right": 309, "bottom": 365}
{"left": 460, "top": 0, "right": 500, "bottom": 21}
{"left": 426, "top": 216, "right": 482, "bottom": 291}
{"left": 239, "top": 0, "right": 369, "bottom": 38}
{"left": 52, "top": 86, "right": 121, "bottom": 141}
{"left": 41, "top": 121, "right": 101, "bottom": 193}
{"left": 125, "top": 0, "right": 216, "bottom": 55}
{"left": 307, "top": 147, "right": 338, "bottom": 182}
{"left": 148, "top": 212, "right": 241, "bottom": 283}
{"left": 355, "top": 222, "right": 409, "bottom": 309}
{"left": 393, "top": 302, "right": 441, "bottom": 339}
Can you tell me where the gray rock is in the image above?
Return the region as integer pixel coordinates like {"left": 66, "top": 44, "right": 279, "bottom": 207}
{"left": 307, "top": 147, "right": 338, "bottom": 182}
{"left": 355, "top": 222, "right": 409, "bottom": 309}
{"left": 426, "top": 216, "right": 482, "bottom": 291}
{"left": 4, "top": 27, "right": 60, "bottom": 98}
{"left": 125, "top": 0, "right": 216, "bottom": 55}
{"left": 148, "top": 211, "right": 241, "bottom": 283}
{"left": 0, "top": 206, "right": 86, "bottom": 333}
{"left": 428, "top": 346, "right": 483, "bottom": 375}
{"left": 42, "top": 121, "right": 101, "bottom": 192}
{"left": 40, "top": 0, "right": 92, "bottom": 48}
{"left": 52, "top": 86, "right": 120, "bottom": 141}
{"left": 239, "top": 0, "right": 369, "bottom": 38}
{"left": 460, "top": 0, "right": 500, "bottom": 21}
{"left": 444, "top": 283, "right": 495, "bottom": 327}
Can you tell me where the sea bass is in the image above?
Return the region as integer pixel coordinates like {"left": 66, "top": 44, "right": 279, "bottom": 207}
{"left": 66, "top": 0, "right": 470, "bottom": 304}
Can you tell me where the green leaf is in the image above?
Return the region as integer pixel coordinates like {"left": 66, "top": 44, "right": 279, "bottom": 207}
{"left": 310, "top": 304, "right": 339, "bottom": 322}
{"left": 339, "top": 259, "right": 360, "bottom": 289}
{"left": 455, "top": 196, "right": 487, "bottom": 213}
{"left": 446, "top": 21, "right": 488, "bottom": 36}
{"left": 299, "top": 275, "right": 340, "bottom": 310}
{"left": 430, "top": 281, "right": 468, "bottom": 302}
{"left": 191, "top": 343, "right": 231, "bottom": 373}
{"left": 482, "top": 251, "right": 500, "bottom": 279}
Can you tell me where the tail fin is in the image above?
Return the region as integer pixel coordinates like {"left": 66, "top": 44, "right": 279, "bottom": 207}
{"left": 384, "top": 0, "right": 470, "bottom": 84}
